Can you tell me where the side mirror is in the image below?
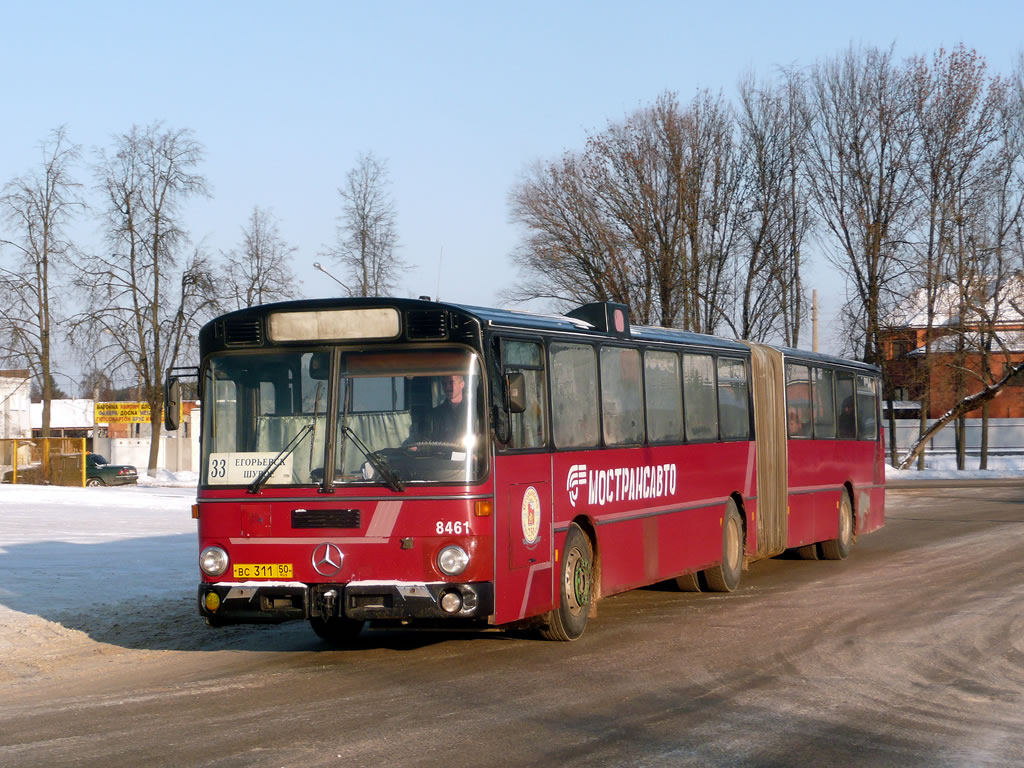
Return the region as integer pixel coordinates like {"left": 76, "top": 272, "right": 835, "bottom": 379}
{"left": 165, "top": 377, "right": 181, "bottom": 431}
{"left": 506, "top": 372, "right": 526, "bottom": 414}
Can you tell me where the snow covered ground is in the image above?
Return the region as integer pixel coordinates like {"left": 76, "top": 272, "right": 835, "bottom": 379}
{"left": 1, "top": 468, "right": 1022, "bottom": 684}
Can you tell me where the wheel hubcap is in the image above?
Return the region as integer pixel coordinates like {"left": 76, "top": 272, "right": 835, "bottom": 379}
{"left": 564, "top": 547, "right": 590, "bottom": 616}
{"left": 725, "top": 516, "right": 741, "bottom": 570}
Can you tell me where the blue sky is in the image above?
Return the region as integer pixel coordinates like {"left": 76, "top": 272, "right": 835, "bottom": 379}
{"left": 2, "top": 1, "right": 1022, "bottom": 363}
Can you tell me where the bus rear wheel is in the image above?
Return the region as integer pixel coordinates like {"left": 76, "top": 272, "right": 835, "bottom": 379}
{"left": 704, "top": 500, "right": 743, "bottom": 593}
{"left": 821, "top": 491, "right": 854, "bottom": 560}
{"left": 541, "top": 523, "right": 593, "bottom": 641}
{"left": 310, "top": 616, "right": 364, "bottom": 646}
{"left": 674, "top": 572, "right": 702, "bottom": 592}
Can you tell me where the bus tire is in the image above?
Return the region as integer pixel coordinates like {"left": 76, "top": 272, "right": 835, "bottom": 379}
{"left": 821, "top": 491, "right": 854, "bottom": 560}
{"left": 796, "top": 544, "right": 820, "bottom": 560}
{"left": 704, "top": 500, "right": 743, "bottom": 593}
{"left": 541, "top": 523, "right": 593, "bottom": 641}
{"left": 309, "top": 616, "right": 364, "bottom": 646}
{"left": 674, "top": 572, "right": 702, "bottom": 592}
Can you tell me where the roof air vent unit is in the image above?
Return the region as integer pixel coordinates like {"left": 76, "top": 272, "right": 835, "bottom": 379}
{"left": 565, "top": 302, "right": 631, "bottom": 338}
{"left": 222, "top": 318, "right": 263, "bottom": 346}
{"left": 406, "top": 309, "right": 448, "bottom": 340}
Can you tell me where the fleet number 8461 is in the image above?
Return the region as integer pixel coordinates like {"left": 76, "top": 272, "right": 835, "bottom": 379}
{"left": 435, "top": 521, "right": 471, "bottom": 535}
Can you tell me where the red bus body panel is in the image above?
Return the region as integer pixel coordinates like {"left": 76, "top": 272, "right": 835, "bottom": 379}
{"left": 198, "top": 483, "right": 495, "bottom": 587}
{"left": 786, "top": 436, "right": 886, "bottom": 549}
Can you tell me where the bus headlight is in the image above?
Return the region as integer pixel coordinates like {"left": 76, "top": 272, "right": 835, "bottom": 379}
{"left": 200, "top": 546, "right": 229, "bottom": 577}
{"left": 437, "top": 545, "right": 469, "bottom": 576}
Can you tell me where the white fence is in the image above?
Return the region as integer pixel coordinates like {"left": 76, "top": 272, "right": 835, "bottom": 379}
{"left": 884, "top": 418, "right": 1024, "bottom": 469}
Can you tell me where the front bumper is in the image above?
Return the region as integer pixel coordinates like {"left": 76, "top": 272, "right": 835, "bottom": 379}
{"left": 198, "top": 580, "right": 494, "bottom": 625}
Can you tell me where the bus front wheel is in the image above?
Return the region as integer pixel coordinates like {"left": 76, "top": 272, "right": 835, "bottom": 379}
{"left": 704, "top": 500, "right": 743, "bottom": 593}
{"left": 821, "top": 491, "right": 854, "bottom": 560}
{"left": 541, "top": 523, "right": 593, "bottom": 641}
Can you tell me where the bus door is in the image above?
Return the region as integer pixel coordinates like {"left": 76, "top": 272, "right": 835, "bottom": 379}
{"left": 491, "top": 339, "right": 555, "bottom": 625}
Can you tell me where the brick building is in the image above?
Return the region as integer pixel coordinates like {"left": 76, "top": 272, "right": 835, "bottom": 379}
{"left": 879, "top": 285, "right": 1024, "bottom": 419}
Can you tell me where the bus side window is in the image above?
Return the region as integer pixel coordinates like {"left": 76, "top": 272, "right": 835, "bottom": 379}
{"left": 717, "top": 356, "right": 749, "bottom": 440}
{"left": 785, "top": 363, "right": 812, "bottom": 438}
{"left": 644, "top": 350, "right": 683, "bottom": 443}
{"left": 600, "top": 346, "right": 643, "bottom": 446}
{"left": 836, "top": 372, "right": 857, "bottom": 439}
{"left": 813, "top": 367, "right": 836, "bottom": 439}
{"left": 550, "top": 342, "right": 599, "bottom": 449}
{"left": 501, "top": 339, "right": 548, "bottom": 450}
{"left": 683, "top": 353, "right": 718, "bottom": 441}
{"left": 857, "top": 375, "right": 878, "bottom": 440}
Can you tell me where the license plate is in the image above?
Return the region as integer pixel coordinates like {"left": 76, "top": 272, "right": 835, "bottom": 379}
{"left": 233, "top": 563, "right": 293, "bottom": 579}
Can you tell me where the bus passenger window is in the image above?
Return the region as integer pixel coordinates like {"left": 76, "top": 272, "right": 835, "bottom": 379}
{"left": 550, "top": 342, "right": 599, "bottom": 449}
{"left": 600, "top": 346, "right": 643, "bottom": 446}
{"left": 836, "top": 372, "right": 856, "bottom": 439}
{"left": 812, "top": 368, "right": 836, "bottom": 439}
{"left": 717, "top": 357, "right": 749, "bottom": 440}
{"left": 785, "top": 363, "right": 812, "bottom": 438}
{"left": 857, "top": 376, "right": 879, "bottom": 440}
{"left": 644, "top": 350, "right": 683, "bottom": 443}
{"left": 683, "top": 353, "right": 718, "bottom": 441}
{"left": 501, "top": 339, "right": 548, "bottom": 450}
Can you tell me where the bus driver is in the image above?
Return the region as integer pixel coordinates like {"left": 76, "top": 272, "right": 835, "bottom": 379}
{"left": 429, "top": 374, "right": 468, "bottom": 442}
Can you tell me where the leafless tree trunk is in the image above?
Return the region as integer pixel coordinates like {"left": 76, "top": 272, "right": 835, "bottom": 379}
{"left": 0, "top": 126, "right": 83, "bottom": 444}
{"left": 224, "top": 206, "right": 299, "bottom": 308}
{"left": 804, "top": 45, "right": 919, "bottom": 366}
{"left": 71, "top": 123, "right": 217, "bottom": 473}
{"left": 324, "top": 152, "right": 404, "bottom": 297}
{"left": 736, "top": 73, "right": 812, "bottom": 344}
{"left": 508, "top": 90, "right": 748, "bottom": 334}
{"left": 507, "top": 151, "right": 630, "bottom": 310}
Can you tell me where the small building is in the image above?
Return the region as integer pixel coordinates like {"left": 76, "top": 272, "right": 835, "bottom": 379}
{"left": 879, "top": 283, "right": 1024, "bottom": 419}
{"left": 0, "top": 369, "right": 31, "bottom": 439}
{"left": 31, "top": 399, "right": 96, "bottom": 438}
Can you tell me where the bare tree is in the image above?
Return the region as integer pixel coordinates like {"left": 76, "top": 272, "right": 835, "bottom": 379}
{"left": 0, "top": 126, "right": 83, "bottom": 440}
{"left": 804, "top": 46, "right": 919, "bottom": 364}
{"left": 72, "top": 123, "right": 218, "bottom": 473}
{"left": 587, "top": 91, "right": 690, "bottom": 325}
{"left": 224, "top": 206, "right": 299, "bottom": 308}
{"left": 507, "top": 151, "right": 629, "bottom": 309}
{"left": 324, "top": 152, "right": 404, "bottom": 297}
{"left": 904, "top": 46, "right": 1007, "bottom": 467}
{"left": 508, "top": 91, "right": 747, "bottom": 333}
{"left": 677, "top": 90, "right": 745, "bottom": 335}
{"left": 735, "top": 73, "right": 812, "bottom": 344}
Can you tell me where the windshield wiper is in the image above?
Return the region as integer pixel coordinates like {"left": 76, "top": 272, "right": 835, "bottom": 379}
{"left": 247, "top": 423, "right": 315, "bottom": 494}
{"left": 341, "top": 426, "right": 405, "bottom": 492}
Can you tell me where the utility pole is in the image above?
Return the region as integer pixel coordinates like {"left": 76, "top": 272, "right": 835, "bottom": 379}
{"left": 812, "top": 290, "right": 819, "bottom": 353}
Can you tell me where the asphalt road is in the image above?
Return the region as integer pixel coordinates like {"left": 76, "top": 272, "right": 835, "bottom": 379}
{"left": 2, "top": 483, "right": 1023, "bottom": 767}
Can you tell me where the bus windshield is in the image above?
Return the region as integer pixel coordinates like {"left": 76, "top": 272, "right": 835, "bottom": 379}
{"left": 201, "top": 348, "right": 485, "bottom": 488}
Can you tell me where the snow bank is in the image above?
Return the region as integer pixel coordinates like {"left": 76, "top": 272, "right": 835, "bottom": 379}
{"left": 885, "top": 460, "right": 1024, "bottom": 481}
{"left": 137, "top": 469, "right": 199, "bottom": 488}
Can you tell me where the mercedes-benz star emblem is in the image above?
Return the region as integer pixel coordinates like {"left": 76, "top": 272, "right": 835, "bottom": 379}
{"left": 311, "top": 543, "right": 344, "bottom": 577}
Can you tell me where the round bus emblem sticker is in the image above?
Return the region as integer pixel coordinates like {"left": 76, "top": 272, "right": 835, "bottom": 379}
{"left": 522, "top": 486, "right": 541, "bottom": 545}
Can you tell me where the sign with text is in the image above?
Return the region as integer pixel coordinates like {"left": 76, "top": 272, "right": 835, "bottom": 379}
{"left": 95, "top": 401, "right": 153, "bottom": 424}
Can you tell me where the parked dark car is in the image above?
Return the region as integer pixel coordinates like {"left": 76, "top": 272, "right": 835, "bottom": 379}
{"left": 2, "top": 453, "right": 137, "bottom": 486}
{"left": 84, "top": 453, "right": 138, "bottom": 486}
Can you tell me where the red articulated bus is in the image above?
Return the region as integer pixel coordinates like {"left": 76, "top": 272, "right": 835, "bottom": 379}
{"left": 165, "top": 298, "right": 885, "bottom": 643}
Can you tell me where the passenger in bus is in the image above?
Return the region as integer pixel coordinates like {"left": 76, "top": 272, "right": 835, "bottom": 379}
{"left": 787, "top": 406, "right": 810, "bottom": 436}
{"left": 839, "top": 397, "right": 856, "bottom": 437}
{"left": 427, "top": 374, "right": 468, "bottom": 442}
{"left": 787, "top": 408, "right": 802, "bottom": 435}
